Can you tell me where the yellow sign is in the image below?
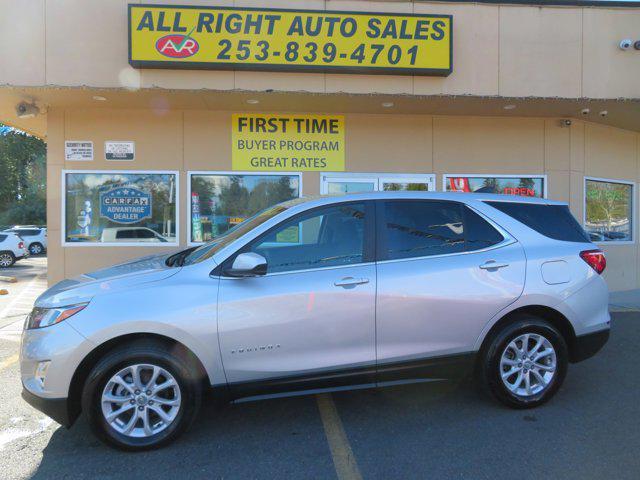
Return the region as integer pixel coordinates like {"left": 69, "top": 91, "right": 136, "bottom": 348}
{"left": 232, "top": 114, "right": 345, "bottom": 171}
{"left": 129, "top": 5, "right": 452, "bottom": 76}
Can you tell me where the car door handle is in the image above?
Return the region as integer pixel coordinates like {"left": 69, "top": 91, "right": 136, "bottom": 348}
{"left": 334, "top": 277, "right": 370, "bottom": 287}
{"left": 479, "top": 261, "right": 509, "bottom": 270}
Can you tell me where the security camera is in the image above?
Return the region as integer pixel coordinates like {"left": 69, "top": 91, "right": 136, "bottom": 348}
{"left": 15, "top": 102, "right": 40, "bottom": 119}
{"left": 599, "top": 110, "right": 608, "bottom": 117}
{"left": 581, "top": 108, "right": 590, "bottom": 115}
{"left": 634, "top": 40, "right": 640, "bottom": 51}
{"left": 619, "top": 39, "right": 633, "bottom": 50}
{"left": 561, "top": 119, "right": 572, "bottom": 127}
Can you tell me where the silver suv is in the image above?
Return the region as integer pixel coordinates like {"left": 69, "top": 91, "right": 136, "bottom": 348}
{"left": 20, "top": 193, "right": 610, "bottom": 450}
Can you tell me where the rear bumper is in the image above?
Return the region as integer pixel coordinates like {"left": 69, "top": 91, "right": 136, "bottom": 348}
{"left": 21, "top": 387, "right": 73, "bottom": 428}
{"left": 570, "top": 328, "right": 610, "bottom": 363}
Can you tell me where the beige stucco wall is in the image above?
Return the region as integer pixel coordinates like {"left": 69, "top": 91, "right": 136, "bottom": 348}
{"left": 46, "top": 108, "right": 639, "bottom": 292}
{"left": 2, "top": 1, "right": 639, "bottom": 99}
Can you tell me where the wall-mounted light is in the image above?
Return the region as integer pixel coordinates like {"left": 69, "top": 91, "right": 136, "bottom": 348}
{"left": 246, "top": 99, "right": 260, "bottom": 104}
{"left": 15, "top": 102, "right": 40, "bottom": 119}
{"left": 503, "top": 104, "right": 516, "bottom": 110}
{"left": 92, "top": 95, "right": 107, "bottom": 101}
{"left": 381, "top": 102, "right": 394, "bottom": 108}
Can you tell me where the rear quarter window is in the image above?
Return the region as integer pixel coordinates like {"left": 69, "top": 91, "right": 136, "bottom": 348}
{"left": 0, "top": 234, "right": 7, "bottom": 242}
{"left": 485, "top": 201, "right": 590, "bottom": 243}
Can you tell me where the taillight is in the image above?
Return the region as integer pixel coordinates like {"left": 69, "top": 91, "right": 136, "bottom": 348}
{"left": 18, "top": 241, "right": 24, "bottom": 249}
{"left": 580, "top": 249, "right": 606, "bottom": 274}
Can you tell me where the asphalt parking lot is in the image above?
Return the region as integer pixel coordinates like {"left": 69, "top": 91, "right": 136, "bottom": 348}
{"left": 0, "top": 261, "right": 638, "bottom": 479}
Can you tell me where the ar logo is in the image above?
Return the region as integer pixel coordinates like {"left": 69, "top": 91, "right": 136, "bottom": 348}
{"left": 155, "top": 29, "right": 199, "bottom": 58}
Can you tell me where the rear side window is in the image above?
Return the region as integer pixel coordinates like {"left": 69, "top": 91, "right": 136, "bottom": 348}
{"left": 463, "top": 207, "right": 504, "bottom": 251}
{"left": 381, "top": 201, "right": 465, "bottom": 260}
{"left": 16, "top": 229, "right": 39, "bottom": 236}
{"left": 0, "top": 234, "right": 6, "bottom": 242}
{"left": 485, "top": 201, "right": 590, "bottom": 243}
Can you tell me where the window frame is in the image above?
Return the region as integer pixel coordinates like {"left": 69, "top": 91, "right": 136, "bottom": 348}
{"left": 583, "top": 176, "right": 636, "bottom": 245}
{"left": 442, "top": 173, "right": 548, "bottom": 199}
{"left": 219, "top": 200, "right": 376, "bottom": 277}
{"left": 61, "top": 169, "right": 180, "bottom": 248}
{"left": 187, "top": 170, "right": 303, "bottom": 246}
{"left": 376, "top": 199, "right": 514, "bottom": 264}
{"left": 320, "top": 172, "right": 436, "bottom": 194}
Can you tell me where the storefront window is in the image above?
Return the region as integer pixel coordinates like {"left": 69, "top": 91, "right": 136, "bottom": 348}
{"left": 585, "top": 178, "right": 633, "bottom": 243}
{"left": 189, "top": 173, "right": 301, "bottom": 243}
{"left": 444, "top": 175, "right": 545, "bottom": 198}
{"left": 63, "top": 171, "right": 178, "bottom": 245}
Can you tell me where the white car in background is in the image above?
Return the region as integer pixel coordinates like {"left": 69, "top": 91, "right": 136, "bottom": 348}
{"left": 0, "top": 232, "right": 28, "bottom": 267}
{"left": 100, "top": 227, "right": 169, "bottom": 243}
{"left": 3, "top": 226, "right": 47, "bottom": 255}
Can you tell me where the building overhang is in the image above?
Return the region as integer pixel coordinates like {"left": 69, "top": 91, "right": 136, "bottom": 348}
{"left": 1, "top": 86, "right": 639, "bottom": 139}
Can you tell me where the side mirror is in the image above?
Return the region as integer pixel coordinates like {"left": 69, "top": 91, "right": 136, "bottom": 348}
{"left": 224, "top": 252, "right": 267, "bottom": 278}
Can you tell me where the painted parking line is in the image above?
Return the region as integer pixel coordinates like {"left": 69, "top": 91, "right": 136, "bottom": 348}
{"left": 0, "top": 354, "right": 19, "bottom": 372}
{"left": 316, "top": 393, "right": 363, "bottom": 480}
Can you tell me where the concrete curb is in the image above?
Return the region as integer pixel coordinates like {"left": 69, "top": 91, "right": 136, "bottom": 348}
{"left": 0, "top": 276, "right": 18, "bottom": 283}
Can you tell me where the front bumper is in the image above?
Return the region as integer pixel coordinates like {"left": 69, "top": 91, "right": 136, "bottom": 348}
{"left": 21, "top": 387, "right": 73, "bottom": 428}
{"left": 570, "top": 328, "right": 610, "bottom": 363}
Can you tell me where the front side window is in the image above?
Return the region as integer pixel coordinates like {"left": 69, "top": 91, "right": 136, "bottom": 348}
{"left": 445, "top": 175, "right": 545, "bottom": 198}
{"left": 381, "top": 201, "right": 465, "bottom": 260}
{"left": 585, "top": 179, "right": 633, "bottom": 242}
{"left": 246, "top": 202, "right": 367, "bottom": 274}
{"left": 63, "top": 171, "right": 178, "bottom": 245}
{"left": 189, "top": 173, "right": 301, "bottom": 243}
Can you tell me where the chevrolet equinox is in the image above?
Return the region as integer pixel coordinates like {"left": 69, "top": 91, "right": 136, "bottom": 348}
{"left": 21, "top": 193, "right": 610, "bottom": 450}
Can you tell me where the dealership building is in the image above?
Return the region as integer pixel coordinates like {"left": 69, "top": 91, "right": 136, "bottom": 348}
{"left": 0, "top": 0, "right": 639, "bottom": 292}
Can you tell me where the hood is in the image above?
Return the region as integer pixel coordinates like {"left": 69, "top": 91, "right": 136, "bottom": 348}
{"left": 36, "top": 253, "right": 180, "bottom": 308}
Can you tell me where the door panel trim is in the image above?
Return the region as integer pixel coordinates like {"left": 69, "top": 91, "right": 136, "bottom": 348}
{"left": 225, "top": 352, "right": 476, "bottom": 401}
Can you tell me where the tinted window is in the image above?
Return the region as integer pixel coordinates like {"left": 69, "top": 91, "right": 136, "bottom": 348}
{"left": 247, "top": 203, "right": 366, "bottom": 274}
{"left": 485, "top": 201, "right": 590, "bottom": 243}
{"left": 0, "top": 234, "right": 6, "bottom": 242}
{"left": 382, "top": 201, "right": 464, "bottom": 260}
{"left": 116, "top": 230, "right": 136, "bottom": 239}
{"left": 16, "top": 229, "right": 39, "bottom": 236}
{"left": 137, "top": 229, "right": 156, "bottom": 239}
{"left": 463, "top": 207, "right": 504, "bottom": 251}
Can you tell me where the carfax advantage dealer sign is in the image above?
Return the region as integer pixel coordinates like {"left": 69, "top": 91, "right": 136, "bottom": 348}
{"left": 128, "top": 4, "right": 452, "bottom": 76}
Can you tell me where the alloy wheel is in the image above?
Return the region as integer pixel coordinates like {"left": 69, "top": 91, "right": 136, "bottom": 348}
{"left": 30, "top": 244, "right": 42, "bottom": 255}
{"left": 101, "top": 363, "right": 181, "bottom": 438}
{"left": 499, "top": 333, "right": 557, "bottom": 397}
{"left": 0, "top": 253, "right": 13, "bottom": 267}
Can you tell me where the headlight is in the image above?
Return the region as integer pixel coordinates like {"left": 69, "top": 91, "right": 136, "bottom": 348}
{"left": 25, "top": 304, "right": 88, "bottom": 330}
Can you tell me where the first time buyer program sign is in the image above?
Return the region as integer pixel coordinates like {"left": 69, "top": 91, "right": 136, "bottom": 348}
{"left": 232, "top": 114, "right": 345, "bottom": 171}
{"left": 129, "top": 5, "right": 452, "bottom": 75}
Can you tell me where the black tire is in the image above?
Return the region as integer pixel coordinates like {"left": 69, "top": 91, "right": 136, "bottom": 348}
{"left": 480, "top": 316, "right": 568, "bottom": 409}
{"left": 81, "top": 340, "right": 202, "bottom": 451}
{"left": 29, "top": 243, "right": 43, "bottom": 255}
{"left": 0, "top": 251, "right": 16, "bottom": 268}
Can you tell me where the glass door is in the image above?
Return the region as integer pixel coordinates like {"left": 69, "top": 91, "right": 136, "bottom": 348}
{"left": 321, "top": 175, "right": 378, "bottom": 195}
{"left": 321, "top": 174, "right": 435, "bottom": 194}
{"left": 379, "top": 175, "right": 435, "bottom": 192}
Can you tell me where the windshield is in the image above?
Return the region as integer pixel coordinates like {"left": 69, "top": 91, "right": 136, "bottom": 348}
{"left": 179, "top": 203, "right": 292, "bottom": 266}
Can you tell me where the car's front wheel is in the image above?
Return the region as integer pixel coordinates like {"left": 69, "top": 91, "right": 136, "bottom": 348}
{"left": 82, "top": 340, "right": 202, "bottom": 450}
{"left": 0, "top": 251, "right": 16, "bottom": 268}
{"left": 480, "top": 316, "right": 568, "bottom": 408}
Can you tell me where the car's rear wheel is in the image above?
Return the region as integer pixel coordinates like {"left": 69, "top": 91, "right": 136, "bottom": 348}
{"left": 82, "top": 341, "right": 202, "bottom": 450}
{"left": 480, "top": 316, "right": 568, "bottom": 408}
{"left": 0, "top": 252, "right": 15, "bottom": 267}
{"left": 29, "top": 243, "right": 43, "bottom": 255}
